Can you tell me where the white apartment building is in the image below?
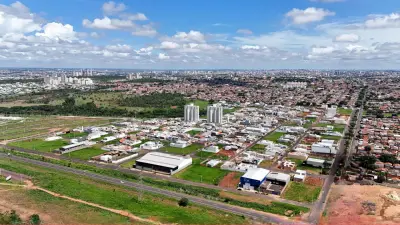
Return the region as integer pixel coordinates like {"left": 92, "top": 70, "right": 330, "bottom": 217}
{"left": 326, "top": 105, "right": 337, "bottom": 119}
{"left": 207, "top": 104, "right": 223, "bottom": 124}
{"left": 184, "top": 103, "right": 200, "bottom": 122}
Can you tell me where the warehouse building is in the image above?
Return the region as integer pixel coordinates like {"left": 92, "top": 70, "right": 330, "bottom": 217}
{"left": 135, "top": 152, "right": 192, "bottom": 175}
{"left": 238, "top": 168, "right": 270, "bottom": 190}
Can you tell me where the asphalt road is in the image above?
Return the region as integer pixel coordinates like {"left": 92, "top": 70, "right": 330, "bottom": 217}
{"left": 0, "top": 152, "right": 309, "bottom": 225}
{"left": 0, "top": 144, "right": 311, "bottom": 208}
{"left": 306, "top": 108, "right": 358, "bottom": 224}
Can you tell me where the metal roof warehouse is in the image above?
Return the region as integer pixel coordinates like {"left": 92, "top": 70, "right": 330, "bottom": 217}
{"left": 135, "top": 152, "right": 192, "bottom": 175}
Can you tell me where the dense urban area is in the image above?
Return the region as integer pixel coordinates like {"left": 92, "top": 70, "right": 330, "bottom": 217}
{"left": 0, "top": 68, "right": 399, "bottom": 225}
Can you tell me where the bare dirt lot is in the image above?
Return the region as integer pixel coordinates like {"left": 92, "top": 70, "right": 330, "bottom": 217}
{"left": 321, "top": 184, "right": 400, "bottom": 225}
{"left": 218, "top": 172, "right": 241, "bottom": 188}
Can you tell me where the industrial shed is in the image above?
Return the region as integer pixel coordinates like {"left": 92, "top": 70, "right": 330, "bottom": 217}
{"left": 135, "top": 152, "right": 192, "bottom": 175}
{"left": 239, "top": 168, "right": 270, "bottom": 190}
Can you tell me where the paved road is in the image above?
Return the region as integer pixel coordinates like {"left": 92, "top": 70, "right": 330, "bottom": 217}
{"left": 0, "top": 153, "right": 308, "bottom": 225}
{"left": 306, "top": 108, "right": 357, "bottom": 224}
{"left": 0, "top": 144, "right": 312, "bottom": 208}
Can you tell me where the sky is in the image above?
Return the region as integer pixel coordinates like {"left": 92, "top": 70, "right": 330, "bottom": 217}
{"left": 1, "top": 0, "right": 400, "bottom": 69}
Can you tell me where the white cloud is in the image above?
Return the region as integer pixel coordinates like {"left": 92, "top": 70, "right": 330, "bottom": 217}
{"left": 90, "top": 32, "right": 100, "bottom": 38}
{"left": 132, "top": 24, "right": 157, "bottom": 37}
{"left": 160, "top": 41, "right": 180, "bottom": 49}
{"left": 237, "top": 29, "right": 253, "bottom": 35}
{"left": 334, "top": 33, "right": 360, "bottom": 43}
{"left": 105, "top": 44, "right": 131, "bottom": 52}
{"left": 0, "top": 2, "right": 42, "bottom": 35}
{"left": 364, "top": 13, "right": 400, "bottom": 29}
{"left": 311, "top": 46, "right": 335, "bottom": 54}
{"left": 102, "top": 1, "right": 126, "bottom": 15}
{"left": 286, "top": 7, "right": 335, "bottom": 25}
{"left": 83, "top": 17, "right": 134, "bottom": 30}
{"left": 241, "top": 45, "right": 261, "bottom": 50}
{"left": 171, "top": 30, "right": 206, "bottom": 43}
{"left": 120, "top": 13, "right": 148, "bottom": 21}
{"left": 158, "top": 53, "right": 170, "bottom": 60}
{"left": 35, "top": 22, "right": 77, "bottom": 41}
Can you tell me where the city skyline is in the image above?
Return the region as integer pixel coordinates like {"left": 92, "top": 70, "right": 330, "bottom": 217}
{"left": 2, "top": 0, "right": 400, "bottom": 69}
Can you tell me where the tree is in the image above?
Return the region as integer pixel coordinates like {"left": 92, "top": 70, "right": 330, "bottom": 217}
{"left": 178, "top": 197, "right": 189, "bottom": 207}
{"left": 364, "top": 145, "right": 372, "bottom": 154}
{"left": 10, "top": 210, "right": 22, "bottom": 224}
{"left": 29, "top": 214, "right": 41, "bottom": 225}
{"left": 379, "top": 154, "right": 398, "bottom": 164}
{"left": 376, "top": 172, "right": 386, "bottom": 183}
{"left": 359, "top": 156, "right": 376, "bottom": 170}
{"left": 62, "top": 97, "right": 75, "bottom": 108}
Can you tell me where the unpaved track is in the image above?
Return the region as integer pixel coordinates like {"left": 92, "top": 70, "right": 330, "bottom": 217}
{"left": 20, "top": 180, "right": 161, "bottom": 225}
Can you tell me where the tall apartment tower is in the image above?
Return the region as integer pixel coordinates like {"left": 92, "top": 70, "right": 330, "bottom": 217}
{"left": 207, "top": 104, "right": 223, "bottom": 124}
{"left": 184, "top": 103, "right": 200, "bottom": 122}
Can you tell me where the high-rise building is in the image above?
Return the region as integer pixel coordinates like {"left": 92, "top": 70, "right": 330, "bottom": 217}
{"left": 184, "top": 103, "right": 200, "bottom": 122}
{"left": 207, "top": 104, "right": 223, "bottom": 124}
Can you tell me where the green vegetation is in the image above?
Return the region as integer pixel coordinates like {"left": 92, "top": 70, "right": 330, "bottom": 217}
{"left": 120, "top": 159, "right": 136, "bottom": 169}
{"left": 66, "top": 147, "right": 106, "bottom": 160}
{"left": 0, "top": 210, "right": 22, "bottom": 224}
{"left": 2, "top": 149, "right": 306, "bottom": 217}
{"left": 186, "top": 130, "right": 202, "bottom": 136}
{"left": 61, "top": 132, "right": 88, "bottom": 139}
{"left": 315, "top": 123, "right": 346, "bottom": 133}
{"left": 0, "top": 159, "right": 247, "bottom": 224}
{"left": 320, "top": 135, "right": 341, "bottom": 141}
{"left": 286, "top": 158, "right": 322, "bottom": 174}
{"left": 120, "top": 93, "right": 186, "bottom": 108}
{"left": 8, "top": 139, "right": 68, "bottom": 152}
{"left": 250, "top": 144, "right": 265, "bottom": 153}
{"left": 223, "top": 107, "right": 240, "bottom": 114}
{"left": 161, "top": 143, "right": 203, "bottom": 155}
{"left": 0, "top": 116, "right": 113, "bottom": 141}
{"left": 338, "top": 108, "right": 353, "bottom": 116}
{"left": 223, "top": 198, "right": 309, "bottom": 217}
{"left": 263, "top": 132, "right": 285, "bottom": 142}
{"left": 193, "top": 100, "right": 209, "bottom": 110}
{"left": 283, "top": 182, "right": 321, "bottom": 203}
{"left": 174, "top": 161, "right": 229, "bottom": 185}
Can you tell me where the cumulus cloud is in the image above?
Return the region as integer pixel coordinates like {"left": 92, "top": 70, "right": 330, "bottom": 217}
{"left": 160, "top": 41, "right": 180, "bottom": 49}
{"left": 35, "top": 22, "right": 77, "bottom": 41}
{"left": 0, "top": 2, "right": 42, "bottom": 35}
{"left": 102, "top": 1, "right": 126, "bottom": 15}
{"left": 334, "top": 33, "right": 360, "bottom": 43}
{"left": 364, "top": 13, "right": 400, "bottom": 29}
{"left": 170, "top": 30, "right": 206, "bottom": 43}
{"left": 286, "top": 7, "right": 335, "bottom": 25}
{"left": 311, "top": 46, "right": 335, "bottom": 54}
{"left": 237, "top": 29, "right": 253, "bottom": 35}
{"left": 83, "top": 17, "right": 156, "bottom": 37}
{"left": 158, "top": 53, "right": 170, "bottom": 60}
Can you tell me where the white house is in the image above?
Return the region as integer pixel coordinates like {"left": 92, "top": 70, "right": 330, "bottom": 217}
{"left": 170, "top": 140, "right": 190, "bottom": 148}
{"left": 203, "top": 145, "right": 220, "bottom": 153}
{"left": 140, "top": 141, "right": 163, "bottom": 150}
{"left": 311, "top": 140, "right": 337, "bottom": 154}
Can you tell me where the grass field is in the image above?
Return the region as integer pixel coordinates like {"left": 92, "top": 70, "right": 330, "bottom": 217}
{"left": 287, "top": 158, "right": 322, "bottom": 174}
{"left": 250, "top": 144, "right": 266, "bottom": 153}
{"left": 0, "top": 186, "right": 132, "bottom": 224}
{"left": 263, "top": 132, "right": 285, "bottom": 142}
{"left": 8, "top": 139, "right": 69, "bottom": 152}
{"left": 320, "top": 135, "right": 342, "bottom": 141}
{"left": 0, "top": 159, "right": 247, "bottom": 224}
{"left": 186, "top": 130, "right": 202, "bottom": 136}
{"left": 315, "top": 123, "right": 346, "bottom": 133}
{"left": 66, "top": 147, "right": 107, "bottom": 160}
{"left": 61, "top": 132, "right": 88, "bottom": 139}
{"left": 337, "top": 108, "right": 353, "bottom": 116}
{"left": 120, "top": 159, "right": 136, "bottom": 169}
{"left": 174, "top": 161, "right": 229, "bottom": 185}
{"left": 161, "top": 143, "right": 203, "bottom": 155}
{"left": 193, "top": 100, "right": 209, "bottom": 110}
{"left": 283, "top": 182, "right": 322, "bottom": 203}
{"left": 0, "top": 116, "right": 115, "bottom": 141}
